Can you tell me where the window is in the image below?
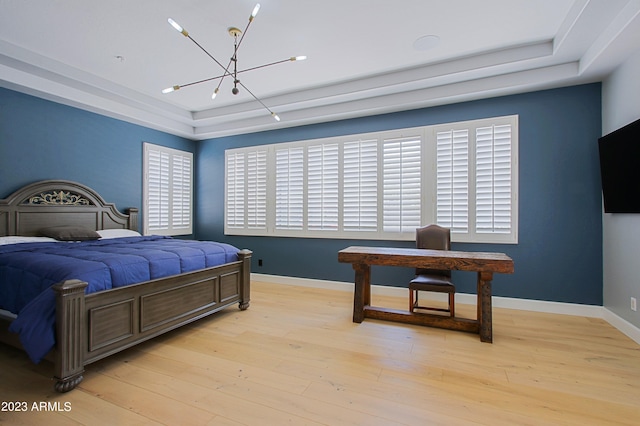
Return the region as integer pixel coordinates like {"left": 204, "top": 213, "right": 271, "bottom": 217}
{"left": 476, "top": 124, "right": 513, "bottom": 234}
{"left": 143, "top": 143, "right": 193, "bottom": 236}
{"left": 383, "top": 136, "right": 422, "bottom": 234}
{"left": 275, "top": 146, "right": 304, "bottom": 231}
{"left": 343, "top": 139, "right": 378, "bottom": 231}
{"left": 307, "top": 143, "right": 339, "bottom": 231}
{"left": 225, "top": 149, "right": 268, "bottom": 231}
{"left": 436, "top": 129, "right": 469, "bottom": 233}
{"left": 225, "top": 115, "right": 518, "bottom": 243}
{"left": 246, "top": 150, "right": 267, "bottom": 229}
{"left": 432, "top": 116, "right": 518, "bottom": 243}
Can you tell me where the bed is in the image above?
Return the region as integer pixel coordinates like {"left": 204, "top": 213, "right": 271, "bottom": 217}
{"left": 0, "top": 180, "right": 251, "bottom": 392}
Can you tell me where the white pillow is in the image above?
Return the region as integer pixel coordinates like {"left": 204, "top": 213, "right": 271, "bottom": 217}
{"left": 96, "top": 229, "right": 142, "bottom": 239}
{"left": 0, "top": 236, "right": 58, "bottom": 245}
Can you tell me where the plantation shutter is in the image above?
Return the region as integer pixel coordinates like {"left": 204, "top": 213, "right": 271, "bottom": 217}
{"left": 476, "top": 124, "right": 512, "bottom": 233}
{"left": 224, "top": 114, "right": 516, "bottom": 243}
{"left": 307, "top": 143, "right": 339, "bottom": 230}
{"left": 225, "top": 152, "right": 245, "bottom": 229}
{"left": 247, "top": 150, "right": 267, "bottom": 229}
{"left": 275, "top": 146, "right": 304, "bottom": 230}
{"left": 144, "top": 143, "right": 193, "bottom": 235}
{"left": 343, "top": 139, "right": 378, "bottom": 231}
{"left": 171, "top": 153, "right": 192, "bottom": 230}
{"left": 383, "top": 136, "right": 422, "bottom": 233}
{"left": 147, "top": 148, "right": 170, "bottom": 231}
{"left": 436, "top": 129, "right": 469, "bottom": 233}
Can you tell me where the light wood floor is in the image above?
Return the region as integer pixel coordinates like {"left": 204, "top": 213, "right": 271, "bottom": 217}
{"left": 1, "top": 280, "right": 640, "bottom": 425}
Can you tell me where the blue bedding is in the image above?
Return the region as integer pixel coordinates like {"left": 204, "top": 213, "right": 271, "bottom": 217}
{"left": 0, "top": 235, "right": 239, "bottom": 363}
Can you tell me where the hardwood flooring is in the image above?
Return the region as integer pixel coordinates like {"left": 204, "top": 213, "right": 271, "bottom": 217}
{"left": 1, "top": 280, "right": 640, "bottom": 425}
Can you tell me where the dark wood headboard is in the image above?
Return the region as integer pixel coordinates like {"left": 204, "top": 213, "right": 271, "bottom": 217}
{"left": 0, "top": 180, "right": 138, "bottom": 236}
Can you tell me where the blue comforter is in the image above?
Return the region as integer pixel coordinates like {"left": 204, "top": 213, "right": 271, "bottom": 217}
{"left": 0, "top": 236, "right": 239, "bottom": 363}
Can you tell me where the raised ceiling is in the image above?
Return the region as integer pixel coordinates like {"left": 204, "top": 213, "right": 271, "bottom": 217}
{"left": 1, "top": 0, "right": 640, "bottom": 140}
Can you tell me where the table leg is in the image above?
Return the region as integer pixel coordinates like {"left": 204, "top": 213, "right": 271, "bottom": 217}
{"left": 352, "top": 263, "right": 370, "bottom": 323}
{"left": 477, "top": 271, "right": 493, "bottom": 343}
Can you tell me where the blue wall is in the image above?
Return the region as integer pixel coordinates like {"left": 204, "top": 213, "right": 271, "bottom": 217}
{"left": 0, "top": 88, "right": 196, "bottom": 230}
{"left": 197, "top": 84, "right": 603, "bottom": 305}
{"left": 0, "top": 85, "right": 603, "bottom": 305}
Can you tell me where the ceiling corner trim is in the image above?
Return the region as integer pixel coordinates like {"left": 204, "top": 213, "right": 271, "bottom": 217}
{"left": 579, "top": 1, "right": 640, "bottom": 74}
{"left": 553, "top": 0, "right": 590, "bottom": 53}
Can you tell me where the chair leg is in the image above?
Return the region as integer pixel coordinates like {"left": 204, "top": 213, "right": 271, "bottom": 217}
{"left": 449, "top": 293, "right": 455, "bottom": 317}
{"left": 409, "top": 290, "right": 415, "bottom": 312}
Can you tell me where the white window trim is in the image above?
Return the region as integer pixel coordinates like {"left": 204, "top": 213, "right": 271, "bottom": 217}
{"left": 143, "top": 142, "right": 193, "bottom": 236}
{"left": 225, "top": 115, "right": 518, "bottom": 244}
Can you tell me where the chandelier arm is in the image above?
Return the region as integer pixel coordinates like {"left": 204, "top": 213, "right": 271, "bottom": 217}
{"left": 234, "top": 19, "right": 253, "bottom": 54}
{"left": 186, "top": 35, "right": 229, "bottom": 74}
{"left": 169, "top": 59, "right": 292, "bottom": 91}
{"left": 238, "top": 81, "right": 279, "bottom": 120}
{"left": 177, "top": 73, "right": 230, "bottom": 89}
{"left": 214, "top": 76, "right": 225, "bottom": 93}
{"left": 239, "top": 58, "right": 292, "bottom": 73}
{"left": 237, "top": 82, "right": 269, "bottom": 110}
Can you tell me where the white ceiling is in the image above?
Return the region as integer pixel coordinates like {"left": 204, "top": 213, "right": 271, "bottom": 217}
{"left": 1, "top": 0, "right": 640, "bottom": 140}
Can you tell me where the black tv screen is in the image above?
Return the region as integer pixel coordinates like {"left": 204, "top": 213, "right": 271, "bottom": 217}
{"left": 598, "top": 117, "right": 640, "bottom": 213}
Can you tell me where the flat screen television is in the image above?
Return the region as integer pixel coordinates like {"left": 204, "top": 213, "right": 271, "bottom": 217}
{"left": 598, "top": 117, "right": 640, "bottom": 213}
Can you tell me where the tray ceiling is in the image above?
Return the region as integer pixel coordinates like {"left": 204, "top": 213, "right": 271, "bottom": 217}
{"left": 1, "top": 0, "right": 640, "bottom": 139}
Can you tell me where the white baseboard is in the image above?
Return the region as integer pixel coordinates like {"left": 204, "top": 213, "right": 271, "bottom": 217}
{"left": 601, "top": 309, "right": 640, "bottom": 345}
{"left": 251, "top": 273, "right": 640, "bottom": 345}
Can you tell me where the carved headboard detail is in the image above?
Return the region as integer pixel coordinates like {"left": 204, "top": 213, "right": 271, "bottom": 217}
{"left": 0, "top": 180, "right": 138, "bottom": 237}
{"left": 26, "top": 190, "right": 94, "bottom": 206}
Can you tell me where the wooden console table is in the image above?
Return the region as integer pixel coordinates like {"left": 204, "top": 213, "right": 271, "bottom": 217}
{"left": 338, "top": 246, "right": 514, "bottom": 342}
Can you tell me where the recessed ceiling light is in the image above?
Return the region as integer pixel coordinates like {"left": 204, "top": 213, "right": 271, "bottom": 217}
{"left": 413, "top": 35, "right": 440, "bottom": 51}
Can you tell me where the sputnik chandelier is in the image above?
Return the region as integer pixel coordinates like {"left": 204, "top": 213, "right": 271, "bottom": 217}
{"left": 162, "top": 3, "right": 306, "bottom": 121}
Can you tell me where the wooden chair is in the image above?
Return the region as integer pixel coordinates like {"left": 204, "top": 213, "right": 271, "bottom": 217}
{"left": 409, "top": 224, "right": 455, "bottom": 316}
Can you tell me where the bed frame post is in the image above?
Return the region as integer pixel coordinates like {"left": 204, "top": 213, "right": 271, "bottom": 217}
{"left": 238, "top": 249, "right": 252, "bottom": 310}
{"left": 126, "top": 207, "right": 139, "bottom": 232}
{"left": 52, "top": 279, "right": 88, "bottom": 392}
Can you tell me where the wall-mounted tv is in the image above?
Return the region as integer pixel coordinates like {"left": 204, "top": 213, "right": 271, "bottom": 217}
{"left": 598, "top": 117, "right": 640, "bottom": 213}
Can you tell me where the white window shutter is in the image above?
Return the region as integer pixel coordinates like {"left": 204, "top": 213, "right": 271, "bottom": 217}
{"left": 307, "top": 143, "right": 339, "bottom": 231}
{"left": 476, "top": 124, "right": 512, "bottom": 233}
{"left": 383, "top": 136, "right": 421, "bottom": 233}
{"left": 275, "top": 147, "right": 304, "bottom": 230}
{"left": 144, "top": 143, "right": 193, "bottom": 235}
{"left": 171, "top": 153, "right": 191, "bottom": 230}
{"left": 225, "top": 152, "right": 245, "bottom": 229}
{"left": 343, "top": 139, "right": 378, "bottom": 231}
{"left": 247, "top": 150, "right": 267, "bottom": 229}
{"left": 224, "top": 115, "right": 516, "bottom": 243}
{"left": 436, "top": 129, "right": 469, "bottom": 233}
{"left": 147, "top": 148, "right": 170, "bottom": 231}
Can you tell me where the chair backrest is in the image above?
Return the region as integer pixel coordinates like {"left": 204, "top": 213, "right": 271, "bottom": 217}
{"left": 415, "top": 224, "right": 451, "bottom": 277}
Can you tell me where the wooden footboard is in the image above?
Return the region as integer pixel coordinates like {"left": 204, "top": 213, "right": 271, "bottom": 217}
{"left": 52, "top": 249, "right": 252, "bottom": 392}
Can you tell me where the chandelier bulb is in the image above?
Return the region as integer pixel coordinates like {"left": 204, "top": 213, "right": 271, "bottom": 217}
{"left": 272, "top": 112, "right": 281, "bottom": 121}
{"left": 211, "top": 88, "right": 219, "bottom": 100}
{"left": 250, "top": 4, "right": 261, "bottom": 21}
{"left": 162, "top": 85, "right": 180, "bottom": 94}
{"left": 291, "top": 56, "right": 307, "bottom": 61}
{"left": 168, "top": 18, "right": 189, "bottom": 37}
